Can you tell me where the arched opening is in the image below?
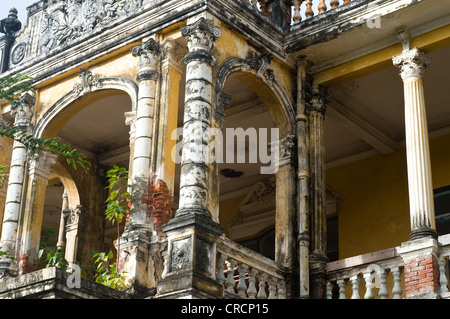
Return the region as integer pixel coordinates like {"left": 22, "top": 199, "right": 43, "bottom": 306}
{"left": 217, "top": 68, "right": 295, "bottom": 261}
{"left": 37, "top": 88, "right": 133, "bottom": 268}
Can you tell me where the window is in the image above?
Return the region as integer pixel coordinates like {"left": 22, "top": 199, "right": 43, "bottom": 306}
{"left": 434, "top": 185, "right": 450, "bottom": 236}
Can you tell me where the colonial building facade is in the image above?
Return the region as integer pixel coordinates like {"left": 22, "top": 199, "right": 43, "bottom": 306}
{"left": 0, "top": 0, "right": 449, "bottom": 299}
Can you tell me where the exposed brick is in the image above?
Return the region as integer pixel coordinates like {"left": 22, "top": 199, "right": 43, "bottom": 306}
{"left": 403, "top": 254, "right": 440, "bottom": 298}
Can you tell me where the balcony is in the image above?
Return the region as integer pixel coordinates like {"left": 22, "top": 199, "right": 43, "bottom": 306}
{"left": 325, "top": 234, "right": 450, "bottom": 299}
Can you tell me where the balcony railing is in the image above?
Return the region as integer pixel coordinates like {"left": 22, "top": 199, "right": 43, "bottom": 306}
{"left": 215, "top": 235, "right": 286, "bottom": 299}
{"left": 239, "top": 0, "right": 355, "bottom": 26}
{"left": 325, "top": 234, "right": 450, "bottom": 299}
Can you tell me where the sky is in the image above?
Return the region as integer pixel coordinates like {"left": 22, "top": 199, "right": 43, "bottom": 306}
{"left": 0, "top": 0, "right": 36, "bottom": 24}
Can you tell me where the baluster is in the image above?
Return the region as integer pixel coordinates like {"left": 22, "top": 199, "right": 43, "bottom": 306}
{"left": 350, "top": 275, "right": 361, "bottom": 299}
{"left": 318, "top": 0, "right": 327, "bottom": 13}
{"left": 326, "top": 281, "right": 334, "bottom": 299}
{"left": 277, "top": 281, "right": 286, "bottom": 299}
{"left": 337, "top": 279, "right": 347, "bottom": 299}
{"left": 439, "top": 258, "right": 449, "bottom": 294}
{"left": 363, "top": 272, "right": 375, "bottom": 299}
{"left": 161, "top": 250, "right": 168, "bottom": 279}
{"left": 305, "top": 0, "right": 314, "bottom": 18}
{"left": 292, "top": 0, "right": 303, "bottom": 24}
{"left": 259, "top": 0, "right": 269, "bottom": 15}
{"left": 377, "top": 269, "right": 388, "bottom": 299}
{"left": 268, "top": 278, "right": 277, "bottom": 299}
{"left": 391, "top": 267, "right": 403, "bottom": 299}
{"left": 257, "top": 273, "right": 268, "bottom": 299}
{"left": 237, "top": 263, "right": 248, "bottom": 298}
{"left": 225, "top": 259, "right": 236, "bottom": 294}
{"left": 216, "top": 254, "right": 226, "bottom": 286}
{"left": 247, "top": 268, "right": 258, "bottom": 299}
{"left": 330, "top": 0, "right": 339, "bottom": 8}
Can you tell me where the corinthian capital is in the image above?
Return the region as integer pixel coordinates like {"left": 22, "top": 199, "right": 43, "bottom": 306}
{"left": 393, "top": 48, "right": 431, "bottom": 80}
{"left": 307, "top": 87, "right": 330, "bottom": 114}
{"left": 11, "top": 92, "right": 35, "bottom": 130}
{"left": 28, "top": 150, "right": 57, "bottom": 179}
{"left": 132, "top": 38, "right": 161, "bottom": 70}
{"left": 181, "top": 18, "right": 221, "bottom": 52}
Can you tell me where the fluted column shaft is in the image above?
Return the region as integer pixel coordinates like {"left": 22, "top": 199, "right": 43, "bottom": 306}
{"left": 308, "top": 87, "right": 329, "bottom": 299}
{"left": 393, "top": 48, "right": 437, "bottom": 240}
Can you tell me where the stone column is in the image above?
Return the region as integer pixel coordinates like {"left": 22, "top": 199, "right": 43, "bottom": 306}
{"left": 394, "top": 46, "right": 440, "bottom": 299}
{"left": 64, "top": 205, "right": 86, "bottom": 272}
{"left": 19, "top": 149, "right": 57, "bottom": 274}
{"left": 296, "top": 58, "right": 311, "bottom": 298}
{"left": 56, "top": 191, "right": 70, "bottom": 249}
{"left": 154, "top": 38, "right": 184, "bottom": 195}
{"left": 129, "top": 37, "right": 161, "bottom": 229}
{"left": 0, "top": 93, "right": 34, "bottom": 278}
{"left": 156, "top": 17, "right": 223, "bottom": 299}
{"left": 272, "top": 135, "right": 297, "bottom": 297}
{"left": 115, "top": 38, "right": 161, "bottom": 296}
{"left": 393, "top": 47, "right": 437, "bottom": 240}
{"left": 307, "top": 86, "right": 329, "bottom": 299}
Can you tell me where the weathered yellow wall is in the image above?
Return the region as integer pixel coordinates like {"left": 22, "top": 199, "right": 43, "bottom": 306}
{"left": 218, "top": 195, "right": 246, "bottom": 237}
{"left": 327, "top": 132, "right": 450, "bottom": 260}
{"left": 36, "top": 46, "right": 140, "bottom": 137}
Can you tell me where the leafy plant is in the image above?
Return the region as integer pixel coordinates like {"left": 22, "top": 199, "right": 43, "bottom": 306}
{"left": 37, "top": 227, "right": 68, "bottom": 271}
{"left": 0, "top": 73, "right": 34, "bottom": 103}
{"left": 92, "top": 251, "right": 127, "bottom": 291}
{"left": 0, "top": 247, "right": 14, "bottom": 260}
{"left": 0, "top": 164, "right": 8, "bottom": 190}
{"left": 38, "top": 246, "right": 68, "bottom": 271}
{"left": 105, "top": 165, "right": 131, "bottom": 266}
{"left": 0, "top": 123, "right": 90, "bottom": 172}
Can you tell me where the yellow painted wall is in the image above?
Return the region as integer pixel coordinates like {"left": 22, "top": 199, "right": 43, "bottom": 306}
{"left": 219, "top": 195, "right": 246, "bottom": 237}
{"left": 327, "top": 132, "right": 450, "bottom": 260}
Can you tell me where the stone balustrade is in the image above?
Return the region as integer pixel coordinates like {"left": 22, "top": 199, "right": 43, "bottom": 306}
{"left": 438, "top": 234, "right": 450, "bottom": 298}
{"left": 325, "top": 235, "right": 450, "bottom": 299}
{"left": 216, "top": 235, "right": 286, "bottom": 299}
{"left": 239, "top": 0, "right": 355, "bottom": 26}
{"left": 325, "top": 247, "right": 405, "bottom": 299}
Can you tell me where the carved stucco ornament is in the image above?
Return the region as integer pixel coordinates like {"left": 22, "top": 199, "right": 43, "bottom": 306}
{"left": 72, "top": 68, "right": 103, "bottom": 97}
{"left": 40, "top": 0, "right": 143, "bottom": 54}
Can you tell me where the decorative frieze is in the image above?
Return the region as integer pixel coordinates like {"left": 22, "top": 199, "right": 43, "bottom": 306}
{"left": 40, "top": 0, "right": 143, "bottom": 54}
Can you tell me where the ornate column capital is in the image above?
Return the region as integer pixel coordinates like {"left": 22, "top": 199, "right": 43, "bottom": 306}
{"left": 307, "top": 87, "right": 330, "bottom": 114}
{"left": 132, "top": 38, "right": 161, "bottom": 75}
{"left": 393, "top": 48, "right": 431, "bottom": 80}
{"left": 28, "top": 149, "right": 57, "bottom": 179}
{"left": 181, "top": 17, "right": 221, "bottom": 53}
{"left": 11, "top": 92, "right": 35, "bottom": 130}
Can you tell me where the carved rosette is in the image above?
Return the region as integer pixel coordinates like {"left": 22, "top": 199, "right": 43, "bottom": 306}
{"left": 180, "top": 18, "right": 221, "bottom": 53}
{"left": 11, "top": 93, "right": 35, "bottom": 131}
{"left": 393, "top": 48, "right": 431, "bottom": 80}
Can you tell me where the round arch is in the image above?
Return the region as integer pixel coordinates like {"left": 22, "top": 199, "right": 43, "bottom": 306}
{"left": 216, "top": 55, "right": 295, "bottom": 137}
{"left": 33, "top": 76, "right": 138, "bottom": 139}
